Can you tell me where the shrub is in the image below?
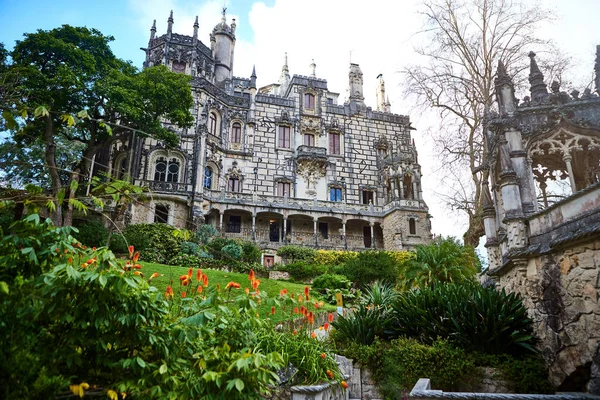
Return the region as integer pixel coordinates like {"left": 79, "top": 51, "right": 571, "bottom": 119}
{"left": 340, "top": 250, "right": 400, "bottom": 286}
{"left": 341, "top": 338, "right": 479, "bottom": 396}
{"left": 276, "top": 245, "right": 316, "bottom": 264}
{"left": 238, "top": 240, "right": 261, "bottom": 263}
{"left": 222, "top": 243, "right": 243, "bottom": 260}
{"left": 360, "top": 281, "right": 398, "bottom": 309}
{"left": 314, "top": 250, "right": 358, "bottom": 266}
{"left": 312, "top": 274, "right": 351, "bottom": 294}
{"left": 181, "top": 241, "right": 202, "bottom": 256}
{"left": 389, "top": 282, "right": 535, "bottom": 356}
{"left": 277, "top": 261, "right": 328, "bottom": 282}
{"left": 205, "top": 236, "right": 236, "bottom": 260}
{"left": 72, "top": 219, "right": 109, "bottom": 248}
{"left": 195, "top": 224, "right": 218, "bottom": 245}
{"left": 108, "top": 233, "right": 128, "bottom": 254}
{"left": 331, "top": 304, "right": 393, "bottom": 346}
{"left": 122, "top": 223, "right": 182, "bottom": 263}
{"left": 169, "top": 254, "right": 201, "bottom": 269}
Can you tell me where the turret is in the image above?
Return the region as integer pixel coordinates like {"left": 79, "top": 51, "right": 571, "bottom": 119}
{"left": 212, "top": 8, "right": 236, "bottom": 86}
{"left": 347, "top": 63, "right": 364, "bottom": 104}
{"left": 149, "top": 19, "right": 156, "bottom": 42}
{"left": 310, "top": 59, "right": 316, "bottom": 78}
{"left": 167, "top": 10, "right": 173, "bottom": 37}
{"left": 193, "top": 16, "right": 199, "bottom": 41}
{"left": 250, "top": 65, "right": 257, "bottom": 90}
{"left": 528, "top": 51, "right": 547, "bottom": 103}
{"left": 279, "top": 53, "right": 290, "bottom": 94}
{"left": 376, "top": 74, "right": 391, "bottom": 113}
{"left": 495, "top": 60, "right": 516, "bottom": 115}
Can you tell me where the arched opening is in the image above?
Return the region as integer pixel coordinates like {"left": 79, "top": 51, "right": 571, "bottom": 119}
{"left": 154, "top": 204, "right": 169, "bottom": 224}
{"left": 204, "top": 166, "right": 213, "bottom": 189}
{"left": 304, "top": 93, "right": 315, "bottom": 109}
{"left": 403, "top": 174, "right": 413, "bottom": 200}
{"left": 409, "top": 218, "right": 416, "bottom": 235}
{"left": 231, "top": 122, "right": 242, "bottom": 144}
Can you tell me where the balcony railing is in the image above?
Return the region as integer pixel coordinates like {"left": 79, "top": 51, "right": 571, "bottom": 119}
{"left": 295, "top": 145, "right": 328, "bottom": 162}
{"left": 141, "top": 180, "right": 191, "bottom": 193}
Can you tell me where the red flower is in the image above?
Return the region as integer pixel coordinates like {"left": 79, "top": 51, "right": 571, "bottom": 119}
{"left": 314, "top": 301, "right": 319, "bottom": 309}
{"left": 292, "top": 329, "right": 297, "bottom": 335}
{"left": 196, "top": 269, "right": 202, "bottom": 282}
{"left": 182, "top": 279, "right": 189, "bottom": 287}
{"left": 179, "top": 275, "right": 188, "bottom": 281}
{"left": 226, "top": 281, "right": 241, "bottom": 290}
{"left": 92, "top": 247, "right": 96, "bottom": 251}
{"left": 128, "top": 245, "right": 134, "bottom": 256}
{"left": 165, "top": 286, "right": 174, "bottom": 298}
{"left": 298, "top": 295, "right": 303, "bottom": 303}
{"left": 304, "top": 286, "right": 310, "bottom": 297}
{"left": 327, "top": 370, "right": 334, "bottom": 379}
{"left": 311, "top": 332, "right": 317, "bottom": 338}
{"left": 132, "top": 252, "right": 140, "bottom": 262}
{"left": 308, "top": 311, "right": 314, "bottom": 324}
{"left": 279, "top": 288, "right": 288, "bottom": 297}
{"left": 187, "top": 268, "right": 193, "bottom": 278}
{"left": 328, "top": 313, "right": 334, "bottom": 323}
{"left": 197, "top": 286, "right": 203, "bottom": 294}
{"left": 320, "top": 353, "right": 326, "bottom": 359}
{"left": 150, "top": 272, "right": 159, "bottom": 279}
{"left": 181, "top": 291, "right": 187, "bottom": 298}
{"left": 341, "top": 381, "right": 348, "bottom": 389}
{"left": 133, "top": 264, "right": 142, "bottom": 270}
{"left": 252, "top": 279, "right": 260, "bottom": 290}
{"left": 134, "top": 271, "right": 143, "bottom": 277}
{"left": 293, "top": 307, "right": 299, "bottom": 314}
{"left": 203, "top": 274, "right": 209, "bottom": 287}
{"left": 248, "top": 269, "right": 255, "bottom": 282}
{"left": 271, "top": 306, "right": 276, "bottom": 315}
{"left": 324, "top": 322, "right": 330, "bottom": 331}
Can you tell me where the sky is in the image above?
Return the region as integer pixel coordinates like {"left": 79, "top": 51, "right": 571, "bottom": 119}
{"left": 1, "top": 0, "right": 599, "bottom": 243}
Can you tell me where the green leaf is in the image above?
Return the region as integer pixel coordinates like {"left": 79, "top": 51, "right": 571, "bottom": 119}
{"left": 136, "top": 357, "right": 146, "bottom": 369}
{"left": 34, "top": 105, "right": 49, "bottom": 118}
{"left": 159, "top": 364, "right": 167, "bottom": 374}
{"left": 20, "top": 109, "right": 28, "bottom": 119}
{"left": 76, "top": 110, "right": 90, "bottom": 119}
{"left": 45, "top": 200, "right": 57, "bottom": 213}
{"left": 0, "top": 281, "right": 9, "bottom": 294}
{"left": 60, "top": 114, "right": 76, "bottom": 127}
{"left": 98, "top": 275, "right": 107, "bottom": 288}
{"left": 2, "top": 110, "right": 17, "bottom": 130}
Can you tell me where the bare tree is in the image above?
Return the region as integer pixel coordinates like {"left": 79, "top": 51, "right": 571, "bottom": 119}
{"left": 404, "top": 0, "right": 564, "bottom": 246}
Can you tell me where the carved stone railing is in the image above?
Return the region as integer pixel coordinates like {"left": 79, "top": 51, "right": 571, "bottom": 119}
{"left": 295, "top": 145, "right": 328, "bottom": 163}
{"left": 142, "top": 180, "right": 191, "bottom": 194}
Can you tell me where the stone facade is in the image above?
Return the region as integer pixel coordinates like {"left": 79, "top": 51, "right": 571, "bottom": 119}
{"left": 105, "top": 10, "right": 432, "bottom": 255}
{"left": 483, "top": 47, "right": 600, "bottom": 393}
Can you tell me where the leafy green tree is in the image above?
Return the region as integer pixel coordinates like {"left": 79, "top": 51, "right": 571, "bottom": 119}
{"left": 398, "top": 236, "right": 480, "bottom": 290}
{"left": 2, "top": 25, "right": 193, "bottom": 225}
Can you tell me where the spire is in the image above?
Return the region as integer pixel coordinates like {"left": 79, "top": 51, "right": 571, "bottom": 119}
{"left": 595, "top": 45, "right": 600, "bottom": 94}
{"left": 482, "top": 180, "right": 494, "bottom": 211}
{"left": 347, "top": 63, "right": 364, "bottom": 104}
{"left": 150, "top": 19, "right": 156, "bottom": 41}
{"left": 279, "top": 53, "right": 290, "bottom": 81}
{"left": 310, "top": 59, "right": 316, "bottom": 78}
{"left": 495, "top": 60, "right": 513, "bottom": 88}
{"left": 495, "top": 60, "right": 516, "bottom": 114}
{"left": 528, "top": 51, "right": 547, "bottom": 102}
{"left": 250, "top": 65, "right": 257, "bottom": 89}
{"left": 376, "top": 74, "right": 390, "bottom": 112}
{"left": 167, "top": 10, "right": 174, "bottom": 36}
{"left": 221, "top": 7, "right": 227, "bottom": 23}
{"left": 193, "top": 16, "right": 199, "bottom": 40}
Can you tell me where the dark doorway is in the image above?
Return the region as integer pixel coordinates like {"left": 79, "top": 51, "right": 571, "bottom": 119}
{"left": 363, "top": 226, "right": 372, "bottom": 248}
{"left": 269, "top": 220, "right": 280, "bottom": 242}
{"left": 154, "top": 205, "right": 169, "bottom": 223}
{"left": 319, "top": 222, "right": 329, "bottom": 239}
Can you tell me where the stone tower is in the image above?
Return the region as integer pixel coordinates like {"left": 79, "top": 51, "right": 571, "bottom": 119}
{"left": 211, "top": 8, "right": 236, "bottom": 86}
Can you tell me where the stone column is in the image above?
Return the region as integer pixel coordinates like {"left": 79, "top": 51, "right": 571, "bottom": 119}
{"left": 563, "top": 155, "right": 577, "bottom": 193}
{"left": 370, "top": 222, "right": 375, "bottom": 249}
{"left": 251, "top": 213, "right": 256, "bottom": 241}
{"left": 342, "top": 220, "right": 347, "bottom": 250}
{"left": 219, "top": 210, "right": 224, "bottom": 232}
{"left": 313, "top": 218, "right": 318, "bottom": 247}
{"left": 283, "top": 217, "right": 287, "bottom": 243}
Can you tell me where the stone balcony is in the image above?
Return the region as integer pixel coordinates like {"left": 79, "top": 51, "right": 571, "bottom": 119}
{"left": 295, "top": 145, "right": 328, "bottom": 162}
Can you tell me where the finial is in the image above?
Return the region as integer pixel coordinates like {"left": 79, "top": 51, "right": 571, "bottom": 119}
{"left": 310, "top": 59, "right": 316, "bottom": 78}
{"left": 528, "top": 51, "right": 547, "bottom": 102}
{"left": 284, "top": 52, "right": 288, "bottom": 67}
{"left": 251, "top": 65, "right": 256, "bottom": 78}
{"left": 168, "top": 10, "right": 174, "bottom": 22}
{"left": 151, "top": 19, "right": 156, "bottom": 32}
{"left": 221, "top": 7, "right": 227, "bottom": 22}
{"left": 250, "top": 65, "right": 257, "bottom": 89}
{"left": 194, "top": 16, "right": 199, "bottom": 28}
{"left": 495, "top": 59, "right": 513, "bottom": 88}
{"left": 167, "top": 10, "right": 174, "bottom": 35}
{"left": 482, "top": 180, "right": 494, "bottom": 210}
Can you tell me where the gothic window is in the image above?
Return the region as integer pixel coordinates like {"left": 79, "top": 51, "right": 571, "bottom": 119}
{"left": 278, "top": 125, "right": 291, "bottom": 148}
{"left": 409, "top": 218, "right": 416, "bottom": 235}
{"left": 208, "top": 112, "right": 218, "bottom": 136}
{"left": 154, "top": 157, "right": 180, "bottom": 182}
{"left": 154, "top": 204, "right": 169, "bottom": 224}
{"left": 277, "top": 181, "right": 291, "bottom": 197}
{"left": 228, "top": 177, "right": 241, "bottom": 192}
{"left": 304, "top": 133, "right": 315, "bottom": 147}
{"left": 304, "top": 93, "right": 315, "bottom": 109}
{"left": 114, "top": 155, "right": 127, "bottom": 180}
{"left": 329, "top": 132, "right": 341, "bottom": 155}
{"left": 231, "top": 122, "right": 242, "bottom": 144}
{"left": 361, "top": 190, "right": 374, "bottom": 205}
{"left": 204, "top": 166, "right": 213, "bottom": 189}
{"left": 403, "top": 174, "right": 413, "bottom": 200}
{"left": 172, "top": 61, "right": 186, "bottom": 73}
{"left": 329, "top": 186, "right": 342, "bottom": 202}
{"left": 226, "top": 215, "right": 241, "bottom": 233}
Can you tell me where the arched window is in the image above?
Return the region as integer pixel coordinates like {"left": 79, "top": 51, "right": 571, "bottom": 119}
{"left": 231, "top": 122, "right": 242, "bottom": 144}
{"left": 304, "top": 93, "right": 315, "bottom": 109}
{"left": 204, "top": 166, "right": 213, "bottom": 189}
{"left": 403, "top": 174, "right": 413, "bottom": 200}
{"left": 114, "top": 155, "right": 127, "bottom": 180}
{"left": 155, "top": 204, "right": 169, "bottom": 224}
{"left": 208, "top": 112, "right": 218, "bottom": 136}
{"left": 329, "top": 186, "right": 342, "bottom": 202}
{"left": 409, "top": 218, "right": 416, "bottom": 235}
{"left": 154, "top": 157, "right": 180, "bottom": 183}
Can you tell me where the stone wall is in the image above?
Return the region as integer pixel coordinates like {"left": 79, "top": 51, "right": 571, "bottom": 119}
{"left": 382, "top": 208, "right": 430, "bottom": 250}
{"left": 496, "top": 239, "right": 600, "bottom": 393}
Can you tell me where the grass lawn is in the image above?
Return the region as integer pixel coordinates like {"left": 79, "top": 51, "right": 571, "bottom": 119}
{"left": 139, "top": 261, "right": 335, "bottom": 321}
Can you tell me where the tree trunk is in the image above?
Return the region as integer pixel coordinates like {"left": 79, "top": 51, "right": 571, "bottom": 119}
{"left": 62, "top": 168, "right": 80, "bottom": 227}
{"left": 44, "top": 115, "right": 63, "bottom": 226}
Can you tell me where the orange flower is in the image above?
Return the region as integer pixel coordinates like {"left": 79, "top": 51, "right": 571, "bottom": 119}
{"left": 179, "top": 275, "right": 188, "bottom": 281}
{"left": 252, "top": 279, "right": 260, "bottom": 290}
{"left": 133, "top": 264, "right": 142, "bottom": 270}
{"left": 134, "top": 271, "right": 143, "bottom": 276}
{"left": 300, "top": 306, "right": 306, "bottom": 315}
{"left": 196, "top": 269, "right": 202, "bottom": 281}
{"left": 298, "top": 295, "right": 303, "bottom": 303}
{"left": 132, "top": 252, "right": 140, "bottom": 262}
{"left": 92, "top": 247, "right": 96, "bottom": 251}
{"left": 226, "top": 281, "right": 241, "bottom": 290}
{"left": 68, "top": 257, "right": 73, "bottom": 264}
{"left": 324, "top": 322, "right": 330, "bottom": 331}
{"left": 150, "top": 272, "right": 159, "bottom": 279}
{"left": 308, "top": 311, "right": 314, "bottom": 324}
{"left": 327, "top": 370, "right": 334, "bottom": 379}
{"left": 271, "top": 306, "right": 276, "bottom": 315}
{"left": 341, "top": 381, "right": 348, "bottom": 389}
{"left": 248, "top": 269, "right": 255, "bottom": 282}
{"left": 311, "top": 332, "right": 317, "bottom": 338}
{"left": 293, "top": 307, "right": 299, "bottom": 314}
{"left": 304, "top": 286, "right": 310, "bottom": 297}
{"left": 197, "top": 286, "right": 203, "bottom": 294}
{"left": 203, "top": 274, "right": 209, "bottom": 287}
{"left": 320, "top": 353, "right": 326, "bottom": 359}
{"left": 187, "top": 268, "right": 193, "bottom": 278}
{"left": 245, "top": 288, "right": 250, "bottom": 294}
{"left": 128, "top": 245, "right": 134, "bottom": 256}
{"left": 328, "top": 313, "right": 334, "bottom": 323}
{"left": 279, "top": 288, "right": 288, "bottom": 297}
{"left": 181, "top": 291, "right": 187, "bottom": 298}
{"left": 165, "top": 286, "right": 174, "bottom": 298}
{"left": 314, "top": 302, "right": 319, "bottom": 309}
{"left": 216, "top": 283, "right": 221, "bottom": 291}
{"left": 292, "top": 329, "right": 297, "bottom": 335}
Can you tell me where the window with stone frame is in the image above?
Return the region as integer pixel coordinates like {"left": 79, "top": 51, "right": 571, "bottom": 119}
{"left": 172, "top": 61, "right": 186, "bottom": 73}
{"left": 204, "top": 166, "right": 213, "bottom": 189}
{"left": 329, "top": 186, "right": 343, "bottom": 202}
{"left": 329, "top": 132, "right": 341, "bottom": 155}
{"left": 228, "top": 177, "right": 241, "bottom": 192}
{"left": 231, "top": 122, "right": 242, "bottom": 144}
{"left": 208, "top": 112, "right": 218, "bottom": 136}
{"left": 304, "top": 133, "right": 315, "bottom": 147}
{"left": 154, "top": 204, "right": 169, "bottom": 223}
{"left": 154, "top": 157, "right": 180, "bottom": 183}
{"left": 278, "top": 125, "right": 291, "bottom": 148}
{"left": 276, "top": 181, "right": 291, "bottom": 197}
{"left": 226, "top": 215, "right": 242, "bottom": 233}
{"left": 304, "top": 93, "right": 315, "bottom": 109}
{"left": 361, "top": 190, "right": 374, "bottom": 205}
{"left": 409, "top": 218, "right": 417, "bottom": 235}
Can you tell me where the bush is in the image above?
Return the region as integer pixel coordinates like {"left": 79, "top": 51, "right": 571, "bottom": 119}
{"left": 122, "top": 223, "right": 182, "bottom": 264}
{"left": 312, "top": 274, "right": 351, "bottom": 294}
{"left": 169, "top": 254, "right": 201, "bottom": 269}
{"left": 72, "top": 219, "right": 109, "bottom": 248}
{"left": 341, "top": 338, "right": 479, "bottom": 396}
{"left": 181, "top": 241, "right": 202, "bottom": 256}
{"left": 389, "top": 282, "right": 535, "bottom": 356}
{"left": 276, "top": 245, "right": 316, "bottom": 264}
{"left": 331, "top": 304, "right": 393, "bottom": 346}
{"left": 221, "top": 243, "right": 243, "bottom": 260}
{"left": 340, "top": 250, "right": 400, "bottom": 286}
{"left": 277, "top": 261, "right": 328, "bottom": 282}
{"left": 314, "top": 250, "right": 358, "bottom": 266}
{"left": 238, "top": 240, "right": 261, "bottom": 264}
{"left": 195, "top": 224, "right": 218, "bottom": 245}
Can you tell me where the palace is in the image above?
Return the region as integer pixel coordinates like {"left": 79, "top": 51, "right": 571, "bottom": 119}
{"left": 104, "top": 10, "right": 432, "bottom": 261}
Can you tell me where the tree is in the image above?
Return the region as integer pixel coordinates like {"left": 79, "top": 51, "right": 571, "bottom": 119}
{"left": 398, "top": 236, "right": 480, "bottom": 290}
{"left": 404, "top": 0, "right": 563, "bottom": 245}
{"left": 2, "top": 25, "right": 194, "bottom": 225}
